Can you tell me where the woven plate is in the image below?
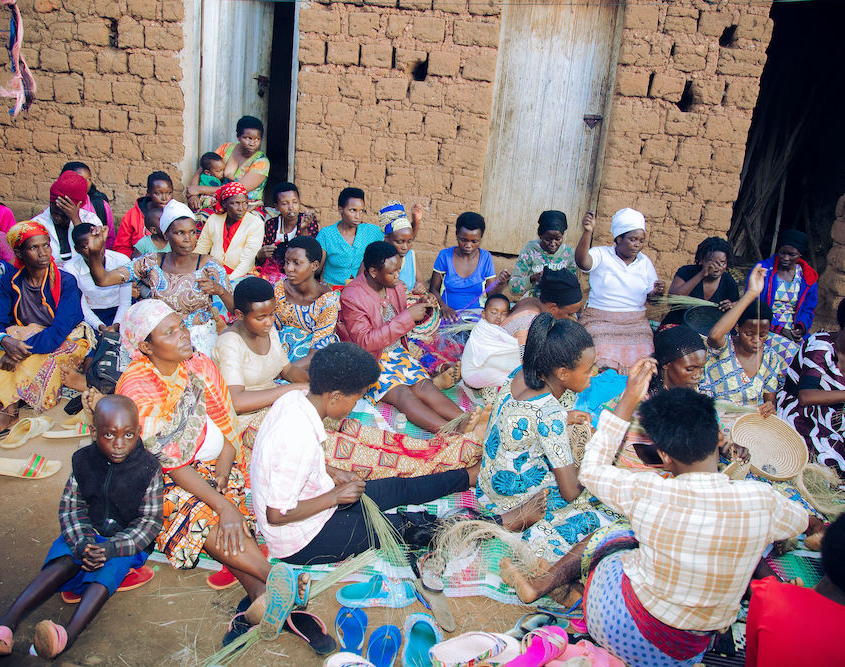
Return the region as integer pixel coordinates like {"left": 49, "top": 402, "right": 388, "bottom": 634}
{"left": 730, "top": 414, "right": 808, "bottom": 481}
{"left": 683, "top": 305, "right": 723, "bottom": 337}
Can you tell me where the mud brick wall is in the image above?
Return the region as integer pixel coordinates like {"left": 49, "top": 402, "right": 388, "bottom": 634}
{"left": 0, "top": 0, "right": 185, "bottom": 221}
{"left": 594, "top": 0, "right": 773, "bottom": 280}
{"left": 294, "top": 0, "right": 502, "bottom": 272}
{"left": 818, "top": 194, "right": 845, "bottom": 323}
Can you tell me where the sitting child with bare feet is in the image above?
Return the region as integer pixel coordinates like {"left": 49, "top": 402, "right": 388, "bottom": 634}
{"left": 0, "top": 395, "right": 162, "bottom": 660}
{"left": 746, "top": 512, "right": 845, "bottom": 667}
{"left": 251, "top": 343, "right": 541, "bottom": 565}
{"left": 571, "top": 363, "right": 810, "bottom": 666}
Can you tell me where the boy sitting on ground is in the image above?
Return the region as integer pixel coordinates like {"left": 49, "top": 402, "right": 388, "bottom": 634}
{"left": 0, "top": 395, "right": 163, "bottom": 660}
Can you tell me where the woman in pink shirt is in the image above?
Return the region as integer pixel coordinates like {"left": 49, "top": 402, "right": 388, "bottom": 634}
{"left": 0, "top": 204, "right": 16, "bottom": 264}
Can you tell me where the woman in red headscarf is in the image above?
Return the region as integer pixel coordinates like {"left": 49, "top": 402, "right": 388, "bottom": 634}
{"left": 195, "top": 183, "right": 265, "bottom": 279}
{"left": 0, "top": 221, "right": 87, "bottom": 431}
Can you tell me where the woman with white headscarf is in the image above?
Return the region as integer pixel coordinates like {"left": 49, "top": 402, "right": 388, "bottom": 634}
{"left": 83, "top": 199, "right": 233, "bottom": 355}
{"left": 574, "top": 208, "right": 665, "bottom": 373}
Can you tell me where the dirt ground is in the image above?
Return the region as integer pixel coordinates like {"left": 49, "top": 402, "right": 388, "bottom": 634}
{"left": 0, "top": 402, "right": 536, "bottom": 666}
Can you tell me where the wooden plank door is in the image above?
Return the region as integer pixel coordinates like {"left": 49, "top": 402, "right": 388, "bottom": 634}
{"left": 480, "top": 0, "right": 621, "bottom": 254}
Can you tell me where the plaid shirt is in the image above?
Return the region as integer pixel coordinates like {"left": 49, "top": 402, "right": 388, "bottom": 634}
{"left": 58, "top": 469, "right": 164, "bottom": 561}
{"left": 580, "top": 411, "right": 808, "bottom": 631}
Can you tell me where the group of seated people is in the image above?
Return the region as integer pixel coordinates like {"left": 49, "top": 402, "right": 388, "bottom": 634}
{"left": 0, "top": 126, "right": 841, "bottom": 665}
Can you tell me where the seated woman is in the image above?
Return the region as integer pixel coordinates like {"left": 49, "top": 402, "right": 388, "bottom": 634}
{"left": 338, "top": 241, "right": 471, "bottom": 433}
{"left": 251, "top": 342, "right": 542, "bottom": 565}
{"left": 60, "top": 161, "right": 116, "bottom": 249}
{"left": 0, "top": 221, "right": 88, "bottom": 431}
{"left": 575, "top": 209, "right": 665, "bottom": 373}
{"left": 195, "top": 183, "right": 264, "bottom": 279}
{"left": 84, "top": 200, "right": 233, "bottom": 356}
{"left": 316, "top": 187, "right": 384, "bottom": 288}
{"left": 753, "top": 230, "right": 818, "bottom": 365}
{"left": 114, "top": 300, "right": 291, "bottom": 638}
{"left": 699, "top": 266, "right": 782, "bottom": 415}
{"left": 509, "top": 210, "right": 576, "bottom": 299}
{"left": 478, "top": 314, "right": 617, "bottom": 564}
{"left": 274, "top": 236, "right": 339, "bottom": 364}
{"left": 777, "top": 297, "right": 845, "bottom": 475}
{"left": 430, "top": 212, "right": 509, "bottom": 322}
{"left": 662, "top": 236, "right": 738, "bottom": 327}
{"left": 186, "top": 115, "right": 270, "bottom": 214}
{"left": 255, "top": 182, "right": 319, "bottom": 282}
{"left": 380, "top": 200, "right": 425, "bottom": 293}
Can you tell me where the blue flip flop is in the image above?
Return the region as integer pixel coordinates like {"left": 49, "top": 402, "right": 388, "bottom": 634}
{"left": 367, "top": 624, "right": 402, "bottom": 667}
{"left": 258, "top": 562, "right": 309, "bottom": 640}
{"left": 401, "top": 613, "right": 442, "bottom": 667}
{"left": 336, "top": 606, "right": 368, "bottom": 655}
{"left": 336, "top": 574, "right": 416, "bottom": 609}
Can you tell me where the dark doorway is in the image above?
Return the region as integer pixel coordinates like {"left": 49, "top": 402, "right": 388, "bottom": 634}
{"left": 728, "top": 0, "right": 845, "bottom": 274}
{"left": 263, "top": 1, "right": 296, "bottom": 205}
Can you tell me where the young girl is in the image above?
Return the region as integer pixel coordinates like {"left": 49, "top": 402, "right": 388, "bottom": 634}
{"left": 430, "top": 212, "right": 510, "bottom": 322}
{"left": 509, "top": 210, "right": 576, "bottom": 298}
{"left": 132, "top": 204, "right": 169, "bottom": 256}
{"left": 699, "top": 265, "right": 783, "bottom": 415}
{"left": 477, "top": 313, "right": 613, "bottom": 563}
{"left": 575, "top": 208, "right": 665, "bottom": 373}
{"left": 113, "top": 171, "right": 174, "bottom": 258}
{"left": 380, "top": 200, "right": 425, "bottom": 293}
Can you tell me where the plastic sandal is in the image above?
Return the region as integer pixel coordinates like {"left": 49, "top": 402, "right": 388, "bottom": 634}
{"left": 323, "top": 653, "right": 376, "bottom": 667}
{"left": 0, "top": 625, "right": 12, "bottom": 656}
{"left": 222, "top": 612, "right": 251, "bottom": 647}
{"left": 61, "top": 565, "right": 155, "bottom": 603}
{"left": 43, "top": 423, "right": 93, "bottom": 439}
{"left": 505, "top": 612, "right": 558, "bottom": 640}
{"left": 401, "top": 613, "right": 442, "bottom": 667}
{"left": 0, "top": 417, "right": 52, "bottom": 449}
{"left": 412, "top": 579, "right": 455, "bottom": 633}
{"left": 367, "top": 624, "right": 402, "bottom": 667}
{"left": 429, "top": 632, "right": 510, "bottom": 667}
{"left": 336, "top": 574, "right": 416, "bottom": 609}
{"left": 503, "top": 626, "right": 568, "bottom": 667}
{"left": 207, "top": 566, "right": 239, "bottom": 590}
{"left": 32, "top": 620, "right": 67, "bottom": 659}
{"left": 285, "top": 610, "right": 337, "bottom": 655}
{"left": 255, "top": 563, "right": 309, "bottom": 640}
{"left": 0, "top": 454, "right": 61, "bottom": 479}
{"left": 336, "top": 606, "right": 368, "bottom": 655}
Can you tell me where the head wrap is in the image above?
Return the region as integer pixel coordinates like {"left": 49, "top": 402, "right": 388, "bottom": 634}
{"left": 537, "top": 210, "right": 568, "bottom": 235}
{"left": 776, "top": 229, "right": 808, "bottom": 256}
{"left": 6, "top": 220, "right": 61, "bottom": 310}
{"left": 215, "top": 182, "right": 249, "bottom": 213}
{"left": 158, "top": 200, "right": 196, "bottom": 235}
{"left": 653, "top": 325, "right": 706, "bottom": 368}
{"left": 538, "top": 267, "right": 582, "bottom": 306}
{"left": 378, "top": 201, "right": 413, "bottom": 235}
{"left": 610, "top": 208, "right": 645, "bottom": 240}
{"left": 49, "top": 171, "right": 89, "bottom": 205}
{"left": 120, "top": 299, "right": 178, "bottom": 361}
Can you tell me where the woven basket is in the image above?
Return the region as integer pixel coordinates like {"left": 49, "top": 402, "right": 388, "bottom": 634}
{"left": 683, "top": 305, "right": 723, "bottom": 337}
{"left": 730, "top": 414, "right": 808, "bottom": 481}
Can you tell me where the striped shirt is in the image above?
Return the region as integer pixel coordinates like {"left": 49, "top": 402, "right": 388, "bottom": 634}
{"left": 580, "top": 411, "right": 808, "bottom": 631}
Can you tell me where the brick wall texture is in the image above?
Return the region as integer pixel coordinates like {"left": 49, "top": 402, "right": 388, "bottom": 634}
{"left": 0, "top": 0, "right": 186, "bottom": 220}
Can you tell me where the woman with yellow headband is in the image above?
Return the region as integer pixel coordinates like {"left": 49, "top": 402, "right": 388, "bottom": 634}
{"left": 0, "top": 221, "right": 88, "bottom": 433}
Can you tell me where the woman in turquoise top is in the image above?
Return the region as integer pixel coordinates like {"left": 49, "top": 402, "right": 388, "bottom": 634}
{"left": 315, "top": 187, "right": 383, "bottom": 287}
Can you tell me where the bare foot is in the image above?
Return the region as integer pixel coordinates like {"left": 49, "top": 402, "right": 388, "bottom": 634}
{"left": 459, "top": 405, "right": 482, "bottom": 434}
{"left": 500, "top": 489, "right": 548, "bottom": 532}
{"left": 500, "top": 557, "right": 543, "bottom": 603}
{"left": 0, "top": 404, "right": 18, "bottom": 432}
{"left": 469, "top": 404, "right": 493, "bottom": 443}
{"left": 82, "top": 387, "right": 105, "bottom": 414}
{"left": 804, "top": 531, "right": 824, "bottom": 551}
{"left": 60, "top": 363, "right": 88, "bottom": 392}
{"left": 433, "top": 364, "right": 460, "bottom": 390}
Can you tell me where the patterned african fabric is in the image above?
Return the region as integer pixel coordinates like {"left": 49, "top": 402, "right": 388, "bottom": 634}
{"left": 477, "top": 378, "right": 617, "bottom": 562}
{"left": 766, "top": 330, "right": 800, "bottom": 366}
{"left": 115, "top": 352, "right": 241, "bottom": 470}
{"left": 508, "top": 239, "right": 576, "bottom": 298}
{"left": 157, "top": 459, "right": 251, "bottom": 569}
{"left": 365, "top": 346, "right": 430, "bottom": 403}
{"left": 215, "top": 142, "right": 270, "bottom": 202}
{"left": 274, "top": 282, "right": 340, "bottom": 360}
{"left": 777, "top": 332, "right": 845, "bottom": 474}
{"left": 771, "top": 263, "right": 802, "bottom": 331}
{"left": 579, "top": 307, "right": 654, "bottom": 375}
{"left": 256, "top": 210, "right": 320, "bottom": 282}
{"left": 322, "top": 416, "right": 482, "bottom": 479}
{"left": 699, "top": 335, "right": 783, "bottom": 406}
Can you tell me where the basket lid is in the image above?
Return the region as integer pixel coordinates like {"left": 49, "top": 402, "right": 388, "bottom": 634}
{"left": 683, "top": 305, "right": 723, "bottom": 337}
{"left": 730, "top": 414, "right": 808, "bottom": 481}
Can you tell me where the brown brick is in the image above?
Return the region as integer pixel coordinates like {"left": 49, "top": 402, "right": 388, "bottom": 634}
{"left": 96, "top": 48, "right": 127, "bottom": 75}
{"left": 736, "top": 13, "right": 772, "bottom": 42}
{"left": 724, "top": 78, "right": 760, "bottom": 110}
{"left": 4, "top": 128, "right": 32, "bottom": 151}
{"left": 704, "top": 115, "right": 750, "bottom": 144}
{"left": 295, "top": 126, "right": 333, "bottom": 157}
{"left": 77, "top": 20, "right": 111, "bottom": 46}
{"left": 299, "top": 8, "right": 341, "bottom": 35}
{"left": 700, "top": 202, "right": 732, "bottom": 231}
{"left": 31, "top": 130, "right": 58, "bottom": 153}
{"left": 428, "top": 51, "right": 460, "bottom": 77}
{"left": 451, "top": 172, "right": 481, "bottom": 199}
{"left": 154, "top": 55, "right": 182, "bottom": 82}
{"left": 162, "top": 0, "right": 184, "bottom": 21}
{"left": 601, "top": 163, "right": 648, "bottom": 192}
{"left": 299, "top": 37, "right": 326, "bottom": 66}
{"left": 295, "top": 156, "right": 321, "bottom": 183}
{"left": 127, "top": 0, "right": 158, "bottom": 19}
{"left": 117, "top": 17, "right": 145, "bottom": 48}
{"left": 409, "top": 80, "right": 442, "bottom": 107}
{"left": 340, "top": 134, "right": 372, "bottom": 160}
{"left": 453, "top": 20, "right": 499, "bottom": 48}
{"left": 58, "top": 134, "right": 81, "bottom": 155}
{"left": 413, "top": 17, "right": 446, "bottom": 43}
{"left": 691, "top": 79, "right": 723, "bottom": 106}
{"left": 40, "top": 47, "right": 68, "bottom": 72}
{"left": 363, "top": 0, "right": 396, "bottom": 7}
{"left": 676, "top": 138, "right": 712, "bottom": 167}
{"left": 665, "top": 108, "right": 702, "bottom": 137}
{"left": 327, "top": 42, "right": 359, "bottom": 66}
{"left": 617, "top": 38, "right": 650, "bottom": 67}
{"left": 128, "top": 111, "right": 156, "bottom": 135}
{"left": 649, "top": 73, "right": 686, "bottom": 102}
{"left": 615, "top": 69, "right": 649, "bottom": 97}
{"left": 433, "top": 0, "right": 466, "bottom": 13}
{"left": 71, "top": 107, "right": 100, "bottom": 130}
{"left": 141, "top": 141, "right": 183, "bottom": 163}
{"left": 389, "top": 110, "right": 423, "bottom": 134}
{"left": 424, "top": 111, "right": 458, "bottom": 139}
{"left": 623, "top": 5, "right": 658, "bottom": 32}
{"left": 672, "top": 44, "right": 707, "bottom": 73}
{"left": 610, "top": 103, "right": 662, "bottom": 135}
{"left": 360, "top": 44, "right": 392, "bottom": 69}
{"left": 53, "top": 76, "right": 82, "bottom": 104}
{"left": 373, "top": 137, "right": 406, "bottom": 161}
{"left": 698, "top": 11, "right": 731, "bottom": 37}
{"left": 406, "top": 138, "right": 440, "bottom": 165}
{"left": 399, "top": 0, "right": 431, "bottom": 9}
{"left": 375, "top": 78, "right": 408, "bottom": 101}
{"left": 43, "top": 111, "right": 71, "bottom": 128}
{"left": 126, "top": 53, "right": 152, "bottom": 77}
{"left": 93, "top": 0, "right": 122, "bottom": 18}
{"left": 355, "top": 106, "right": 389, "bottom": 131}
{"left": 634, "top": 195, "right": 670, "bottom": 221}
{"left": 34, "top": 0, "right": 60, "bottom": 11}
{"left": 439, "top": 142, "right": 484, "bottom": 170}
{"left": 663, "top": 15, "right": 698, "bottom": 33}
{"left": 606, "top": 132, "right": 643, "bottom": 160}
{"left": 299, "top": 70, "right": 341, "bottom": 97}
{"left": 641, "top": 137, "right": 677, "bottom": 166}
{"left": 349, "top": 13, "right": 379, "bottom": 38}
{"left": 322, "top": 159, "right": 356, "bottom": 181}
{"left": 35, "top": 76, "right": 54, "bottom": 101}
{"left": 394, "top": 49, "right": 426, "bottom": 74}
{"left": 655, "top": 171, "right": 689, "bottom": 195}
{"left": 101, "top": 108, "right": 129, "bottom": 132}
{"left": 140, "top": 83, "right": 183, "bottom": 111}
{"left": 84, "top": 78, "right": 113, "bottom": 103}
{"left": 67, "top": 50, "right": 94, "bottom": 76}
{"left": 717, "top": 48, "right": 767, "bottom": 77}
{"left": 325, "top": 101, "right": 355, "bottom": 128}
{"left": 444, "top": 84, "right": 492, "bottom": 116}
{"left": 462, "top": 53, "right": 496, "bottom": 82}
{"left": 339, "top": 74, "right": 373, "bottom": 101}
{"left": 145, "top": 24, "right": 183, "bottom": 51}
{"left": 156, "top": 114, "right": 182, "bottom": 136}
{"left": 112, "top": 80, "right": 142, "bottom": 105}
{"left": 711, "top": 145, "right": 744, "bottom": 174}
{"left": 386, "top": 16, "right": 411, "bottom": 39}
{"left": 692, "top": 173, "right": 739, "bottom": 202}
{"left": 83, "top": 135, "right": 113, "bottom": 159}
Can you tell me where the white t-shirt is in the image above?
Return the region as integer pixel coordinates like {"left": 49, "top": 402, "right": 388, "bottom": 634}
{"left": 64, "top": 250, "right": 132, "bottom": 329}
{"left": 585, "top": 245, "right": 658, "bottom": 312}
{"left": 32, "top": 207, "right": 103, "bottom": 267}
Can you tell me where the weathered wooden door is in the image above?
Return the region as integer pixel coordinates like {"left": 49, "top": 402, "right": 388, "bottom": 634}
{"left": 480, "top": 0, "right": 621, "bottom": 254}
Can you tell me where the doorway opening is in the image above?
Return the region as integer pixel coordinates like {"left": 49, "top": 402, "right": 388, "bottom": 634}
{"left": 728, "top": 0, "right": 845, "bottom": 274}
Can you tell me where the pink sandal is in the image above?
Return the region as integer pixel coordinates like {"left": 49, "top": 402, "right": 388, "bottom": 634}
{"left": 504, "top": 626, "right": 568, "bottom": 666}
{"left": 32, "top": 620, "right": 67, "bottom": 659}
{"left": 0, "top": 625, "right": 13, "bottom": 656}
{"left": 547, "top": 639, "right": 626, "bottom": 667}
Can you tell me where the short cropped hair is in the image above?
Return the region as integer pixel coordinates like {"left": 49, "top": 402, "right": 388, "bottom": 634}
{"left": 288, "top": 235, "right": 322, "bottom": 263}
{"left": 309, "top": 342, "right": 381, "bottom": 395}
{"left": 484, "top": 293, "right": 511, "bottom": 310}
{"left": 363, "top": 241, "right": 398, "bottom": 271}
{"left": 455, "top": 212, "right": 485, "bottom": 235}
{"left": 522, "top": 313, "right": 594, "bottom": 390}
{"left": 146, "top": 171, "right": 172, "bottom": 191}
{"left": 236, "top": 115, "right": 264, "bottom": 137}
{"left": 338, "top": 187, "right": 365, "bottom": 208}
{"left": 273, "top": 182, "right": 299, "bottom": 202}
{"left": 71, "top": 222, "right": 94, "bottom": 248}
{"left": 233, "top": 276, "right": 275, "bottom": 314}
{"left": 639, "top": 388, "right": 719, "bottom": 464}
{"left": 200, "top": 152, "right": 224, "bottom": 171}
{"left": 61, "top": 161, "right": 90, "bottom": 175}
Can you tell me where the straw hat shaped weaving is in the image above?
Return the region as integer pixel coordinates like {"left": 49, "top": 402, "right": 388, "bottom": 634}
{"left": 730, "top": 414, "right": 808, "bottom": 481}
